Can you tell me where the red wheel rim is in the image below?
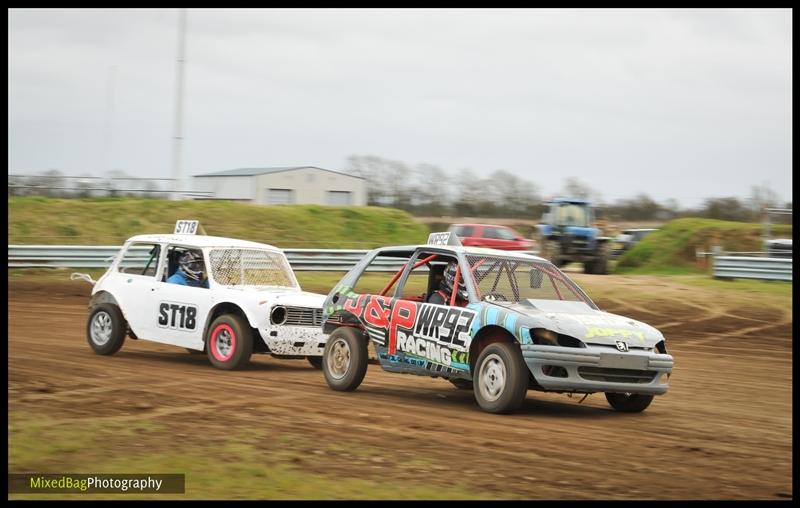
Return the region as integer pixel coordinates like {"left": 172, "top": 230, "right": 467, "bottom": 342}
{"left": 210, "top": 323, "right": 236, "bottom": 361}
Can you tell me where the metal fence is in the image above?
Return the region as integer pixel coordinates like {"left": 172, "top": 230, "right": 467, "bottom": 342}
{"left": 8, "top": 245, "right": 392, "bottom": 272}
{"left": 713, "top": 255, "right": 792, "bottom": 281}
{"left": 7, "top": 245, "right": 540, "bottom": 273}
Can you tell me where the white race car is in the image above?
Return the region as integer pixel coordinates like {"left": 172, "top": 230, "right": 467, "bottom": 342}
{"left": 74, "top": 220, "right": 329, "bottom": 370}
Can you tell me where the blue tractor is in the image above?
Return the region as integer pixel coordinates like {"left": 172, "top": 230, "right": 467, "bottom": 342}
{"left": 536, "top": 198, "right": 611, "bottom": 275}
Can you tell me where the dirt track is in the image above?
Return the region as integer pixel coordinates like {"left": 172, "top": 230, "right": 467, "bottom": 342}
{"left": 8, "top": 276, "right": 793, "bottom": 499}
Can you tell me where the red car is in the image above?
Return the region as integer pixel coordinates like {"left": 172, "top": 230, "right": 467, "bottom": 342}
{"left": 447, "top": 224, "right": 534, "bottom": 251}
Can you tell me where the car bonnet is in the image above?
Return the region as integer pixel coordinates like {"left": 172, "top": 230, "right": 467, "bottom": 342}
{"left": 497, "top": 299, "right": 664, "bottom": 348}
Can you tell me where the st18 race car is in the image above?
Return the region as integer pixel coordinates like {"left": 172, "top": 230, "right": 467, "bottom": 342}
{"left": 73, "top": 220, "right": 329, "bottom": 370}
{"left": 320, "top": 232, "right": 674, "bottom": 414}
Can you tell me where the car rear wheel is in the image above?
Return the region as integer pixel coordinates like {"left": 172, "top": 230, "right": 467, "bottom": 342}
{"left": 322, "top": 327, "right": 368, "bottom": 391}
{"left": 87, "top": 303, "right": 126, "bottom": 355}
{"left": 206, "top": 314, "right": 253, "bottom": 370}
{"left": 545, "top": 240, "right": 564, "bottom": 267}
{"left": 473, "top": 342, "right": 528, "bottom": 414}
{"left": 605, "top": 392, "right": 654, "bottom": 413}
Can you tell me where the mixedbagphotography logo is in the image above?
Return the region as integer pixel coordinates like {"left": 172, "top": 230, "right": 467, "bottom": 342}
{"left": 8, "top": 474, "right": 185, "bottom": 494}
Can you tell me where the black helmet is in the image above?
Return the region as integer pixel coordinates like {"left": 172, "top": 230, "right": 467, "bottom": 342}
{"left": 178, "top": 251, "right": 204, "bottom": 281}
{"left": 441, "top": 261, "right": 468, "bottom": 300}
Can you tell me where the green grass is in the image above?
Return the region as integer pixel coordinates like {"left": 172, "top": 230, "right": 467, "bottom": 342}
{"left": 8, "top": 197, "right": 429, "bottom": 248}
{"left": 8, "top": 411, "right": 479, "bottom": 500}
{"left": 615, "top": 217, "right": 792, "bottom": 275}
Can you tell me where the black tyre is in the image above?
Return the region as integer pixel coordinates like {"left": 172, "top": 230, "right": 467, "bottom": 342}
{"left": 605, "top": 392, "right": 654, "bottom": 413}
{"left": 449, "top": 378, "right": 473, "bottom": 390}
{"left": 595, "top": 257, "right": 608, "bottom": 275}
{"left": 583, "top": 260, "right": 595, "bottom": 274}
{"left": 473, "top": 342, "right": 529, "bottom": 414}
{"left": 307, "top": 356, "right": 323, "bottom": 370}
{"left": 206, "top": 314, "right": 253, "bottom": 370}
{"left": 548, "top": 240, "right": 564, "bottom": 267}
{"left": 323, "top": 327, "right": 368, "bottom": 391}
{"left": 593, "top": 244, "right": 609, "bottom": 275}
{"left": 87, "top": 303, "right": 127, "bottom": 355}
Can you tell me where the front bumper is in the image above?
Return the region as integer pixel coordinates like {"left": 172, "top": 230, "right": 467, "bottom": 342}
{"left": 259, "top": 325, "right": 328, "bottom": 356}
{"left": 521, "top": 344, "right": 674, "bottom": 395}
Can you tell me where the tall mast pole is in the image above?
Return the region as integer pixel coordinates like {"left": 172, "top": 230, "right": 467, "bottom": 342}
{"left": 171, "top": 8, "right": 187, "bottom": 200}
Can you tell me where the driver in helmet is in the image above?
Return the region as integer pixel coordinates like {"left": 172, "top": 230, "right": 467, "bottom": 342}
{"left": 427, "top": 261, "right": 468, "bottom": 306}
{"left": 168, "top": 250, "right": 209, "bottom": 289}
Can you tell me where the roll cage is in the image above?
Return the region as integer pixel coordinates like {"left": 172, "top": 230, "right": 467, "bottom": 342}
{"left": 371, "top": 247, "right": 594, "bottom": 307}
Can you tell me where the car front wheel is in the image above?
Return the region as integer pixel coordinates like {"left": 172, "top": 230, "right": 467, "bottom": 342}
{"left": 473, "top": 342, "right": 528, "bottom": 414}
{"left": 87, "top": 303, "right": 126, "bottom": 355}
{"left": 605, "top": 392, "right": 654, "bottom": 413}
{"left": 206, "top": 314, "right": 253, "bottom": 370}
{"left": 322, "top": 327, "right": 368, "bottom": 391}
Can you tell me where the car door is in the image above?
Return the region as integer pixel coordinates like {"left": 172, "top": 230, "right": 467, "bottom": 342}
{"left": 147, "top": 245, "right": 213, "bottom": 350}
{"left": 107, "top": 241, "right": 163, "bottom": 339}
{"left": 496, "top": 227, "right": 522, "bottom": 250}
{"left": 387, "top": 250, "right": 474, "bottom": 376}
{"left": 481, "top": 227, "right": 508, "bottom": 249}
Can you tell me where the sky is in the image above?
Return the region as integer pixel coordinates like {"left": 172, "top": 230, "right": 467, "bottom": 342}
{"left": 8, "top": 8, "right": 793, "bottom": 207}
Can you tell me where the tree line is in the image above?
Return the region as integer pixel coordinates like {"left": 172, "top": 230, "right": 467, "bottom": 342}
{"left": 345, "top": 155, "right": 791, "bottom": 224}
{"left": 8, "top": 160, "right": 791, "bottom": 225}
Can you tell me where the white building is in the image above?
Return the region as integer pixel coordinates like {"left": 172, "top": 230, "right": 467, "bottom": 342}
{"left": 192, "top": 166, "right": 367, "bottom": 206}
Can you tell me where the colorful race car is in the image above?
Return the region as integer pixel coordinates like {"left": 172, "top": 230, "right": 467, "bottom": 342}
{"left": 74, "top": 220, "right": 329, "bottom": 370}
{"left": 320, "top": 232, "right": 674, "bottom": 414}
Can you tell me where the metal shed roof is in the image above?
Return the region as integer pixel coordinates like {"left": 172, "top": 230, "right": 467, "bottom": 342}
{"left": 193, "top": 166, "right": 364, "bottom": 179}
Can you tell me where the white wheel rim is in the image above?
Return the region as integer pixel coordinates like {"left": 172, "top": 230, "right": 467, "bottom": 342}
{"left": 90, "top": 311, "right": 113, "bottom": 346}
{"left": 327, "top": 338, "right": 351, "bottom": 380}
{"left": 479, "top": 353, "right": 507, "bottom": 402}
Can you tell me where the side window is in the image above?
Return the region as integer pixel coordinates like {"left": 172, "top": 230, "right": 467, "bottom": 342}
{"left": 118, "top": 243, "right": 160, "bottom": 277}
{"left": 458, "top": 226, "right": 474, "bottom": 237}
{"left": 164, "top": 246, "right": 208, "bottom": 288}
{"left": 483, "top": 227, "right": 502, "bottom": 239}
{"left": 397, "top": 252, "right": 459, "bottom": 303}
{"left": 349, "top": 251, "right": 415, "bottom": 296}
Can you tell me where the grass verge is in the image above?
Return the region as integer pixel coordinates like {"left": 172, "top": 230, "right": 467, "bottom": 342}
{"left": 615, "top": 217, "right": 791, "bottom": 274}
{"left": 8, "top": 197, "right": 429, "bottom": 248}
{"left": 8, "top": 411, "right": 479, "bottom": 500}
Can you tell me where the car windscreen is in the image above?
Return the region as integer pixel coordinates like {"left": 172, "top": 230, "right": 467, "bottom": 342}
{"left": 465, "top": 254, "right": 595, "bottom": 308}
{"left": 209, "top": 248, "right": 297, "bottom": 288}
{"left": 552, "top": 204, "right": 591, "bottom": 227}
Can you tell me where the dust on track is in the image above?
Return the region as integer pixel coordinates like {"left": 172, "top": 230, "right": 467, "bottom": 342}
{"left": 8, "top": 277, "right": 793, "bottom": 499}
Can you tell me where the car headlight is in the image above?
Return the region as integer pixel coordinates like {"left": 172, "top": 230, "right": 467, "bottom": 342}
{"left": 530, "top": 328, "right": 586, "bottom": 348}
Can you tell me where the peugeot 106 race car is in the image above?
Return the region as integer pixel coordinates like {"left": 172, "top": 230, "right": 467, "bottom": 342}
{"left": 73, "top": 220, "right": 329, "bottom": 370}
{"left": 320, "top": 232, "right": 674, "bottom": 414}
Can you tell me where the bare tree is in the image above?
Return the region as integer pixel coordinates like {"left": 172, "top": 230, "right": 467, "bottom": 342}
{"left": 29, "top": 169, "right": 66, "bottom": 197}
{"left": 701, "top": 197, "right": 753, "bottom": 222}
{"left": 489, "top": 169, "right": 541, "bottom": 217}
{"left": 75, "top": 173, "right": 95, "bottom": 198}
{"left": 452, "top": 169, "right": 485, "bottom": 216}
{"left": 748, "top": 182, "right": 780, "bottom": 216}
{"left": 412, "top": 163, "right": 450, "bottom": 216}
{"left": 561, "top": 176, "right": 602, "bottom": 203}
{"left": 142, "top": 179, "right": 160, "bottom": 199}
{"left": 104, "top": 169, "right": 131, "bottom": 197}
{"left": 346, "top": 155, "right": 392, "bottom": 205}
